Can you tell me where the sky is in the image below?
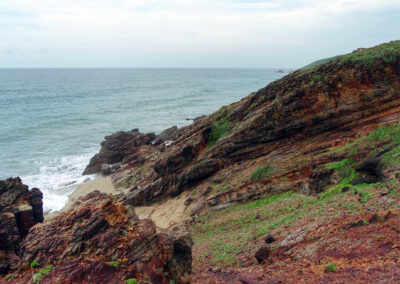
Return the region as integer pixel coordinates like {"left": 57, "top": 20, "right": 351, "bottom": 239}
{"left": 0, "top": 0, "right": 399, "bottom": 68}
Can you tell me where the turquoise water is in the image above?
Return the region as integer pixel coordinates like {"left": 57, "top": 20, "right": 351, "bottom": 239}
{"left": 0, "top": 68, "right": 286, "bottom": 211}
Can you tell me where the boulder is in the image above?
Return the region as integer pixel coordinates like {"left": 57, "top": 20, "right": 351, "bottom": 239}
{"left": 0, "top": 178, "right": 43, "bottom": 274}
{"left": 159, "top": 126, "right": 179, "bottom": 141}
{"left": 83, "top": 129, "right": 155, "bottom": 175}
{"left": 12, "top": 191, "right": 192, "bottom": 283}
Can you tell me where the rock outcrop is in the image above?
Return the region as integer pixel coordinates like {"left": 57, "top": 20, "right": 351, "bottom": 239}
{"left": 0, "top": 177, "right": 43, "bottom": 275}
{"left": 8, "top": 191, "right": 192, "bottom": 283}
{"left": 83, "top": 129, "right": 156, "bottom": 175}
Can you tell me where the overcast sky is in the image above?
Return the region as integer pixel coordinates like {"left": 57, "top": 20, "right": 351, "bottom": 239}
{"left": 1, "top": 0, "right": 399, "bottom": 68}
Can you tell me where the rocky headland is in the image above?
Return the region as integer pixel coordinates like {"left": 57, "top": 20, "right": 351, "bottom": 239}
{"left": 1, "top": 40, "right": 400, "bottom": 283}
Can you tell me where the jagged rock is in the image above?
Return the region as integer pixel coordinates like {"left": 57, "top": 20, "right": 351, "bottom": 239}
{"left": 124, "top": 176, "right": 176, "bottom": 206}
{"left": 83, "top": 129, "right": 155, "bottom": 175}
{"left": 12, "top": 191, "right": 192, "bottom": 283}
{"left": 190, "top": 202, "right": 205, "bottom": 217}
{"left": 177, "top": 159, "right": 222, "bottom": 190}
{"left": 159, "top": 126, "right": 180, "bottom": 141}
{"left": 210, "top": 203, "right": 233, "bottom": 211}
{"left": 0, "top": 178, "right": 43, "bottom": 274}
{"left": 154, "top": 145, "right": 198, "bottom": 177}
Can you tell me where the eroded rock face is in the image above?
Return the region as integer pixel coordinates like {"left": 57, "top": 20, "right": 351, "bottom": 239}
{"left": 83, "top": 129, "right": 156, "bottom": 175}
{"left": 11, "top": 191, "right": 192, "bottom": 283}
{"left": 0, "top": 177, "right": 43, "bottom": 275}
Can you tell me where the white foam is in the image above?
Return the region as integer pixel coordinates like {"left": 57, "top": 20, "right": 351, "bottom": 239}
{"left": 21, "top": 152, "right": 98, "bottom": 212}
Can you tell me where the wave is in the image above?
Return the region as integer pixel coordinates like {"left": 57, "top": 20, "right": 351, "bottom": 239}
{"left": 21, "top": 152, "right": 98, "bottom": 212}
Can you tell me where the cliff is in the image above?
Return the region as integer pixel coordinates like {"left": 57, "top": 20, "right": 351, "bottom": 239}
{"left": 2, "top": 40, "right": 400, "bottom": 283}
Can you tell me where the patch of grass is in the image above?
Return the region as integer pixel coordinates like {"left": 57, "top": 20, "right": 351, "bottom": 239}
{"left": 108, "top": 261, "right": 118, "bottom": 268}
{"left": 6, "top": 274, "right": 14, "bottom": 279}
{"left": 340, "top": 40, "right": 400, "bottom": 67}
{"left": 207, "top": 112, "right": 231, "bottom": 149}
{"left": 325, "top": 159, "right": 355, "bottom": 181}
{"left": 30, "top": 259, "right": 40, "bottom": 269}
{"left": 125, "top": 279, "right": 137, "bottom": 284}
{"left": 34, "top": 265, "right": 53, "bottom": 283}
{"left": 353, "top": 188, "right": 371, "bottom": 203}
{"left": 320, "top": 159, "right": 356, "bottom": 198}
{"left": 301, "top": 55, "right": 341, "bottom": 71}
{"left": 326, "top": 264, "right": 337, "bottom": 272}
{"left": 250, "top": 165, "right": 274, "bottom": 182}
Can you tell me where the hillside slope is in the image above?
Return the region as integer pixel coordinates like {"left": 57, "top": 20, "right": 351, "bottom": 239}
{"left": 2, "top": 40, "right": 400, "bottom": 283}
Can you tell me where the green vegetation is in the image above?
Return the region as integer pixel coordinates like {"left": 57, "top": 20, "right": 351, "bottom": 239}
{"left": 125, "top": 279, "right": 137, "bottom": 284}
{"left": 108, "top": 261, "right": 118, "bottom": 268}
{"left": 207, "top": 112, "right": 231, "bottom": 149}
{"left": 321, "top": 159, "right": 356, "bottom": 198}
{"left": 301, "top": 55, "right": 341, "bottom": 71}
{"left": 191, "top": 190, "right": 344, "bottom": 267}
{"left": 5, "top": 274, "right": 14, "bottom": 279}
{"left": 353, "top": 188, "right": 371, "bottom": 203}
{"left": 33, "top": 265, "right": 53, "bottom": 283}
{"left": 30, "top": 259, "right": 40, "bottom": 269}
{"left": 326, "top": 264, "right": 337, "bottom": 272}
{"left": 250, "top": 165, "right": 274, "bottom": 182}
{"left": 340, "top": 40, "right": 400, "bottom": 67}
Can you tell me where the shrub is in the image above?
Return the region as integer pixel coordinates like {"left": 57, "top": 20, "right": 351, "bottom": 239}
{"left": 250, "top": 166, "right": 274, "bottom": 182}
{"left": 207, "top": 117, "right": 230, "bottom": 149}
{"left": 125, "top": 279, "right": 137, "bottom": 284}
{"left": 34, "top": 265, "right": 53, "bottom": 283}
{"left": 108, "top": 261, "right": 118, "bottom": 268}
{"left": 326, "top": 264, "right": 337, "bottom": 272}
{"left": 30, "top": 259, "right": 40, "bottom": 269}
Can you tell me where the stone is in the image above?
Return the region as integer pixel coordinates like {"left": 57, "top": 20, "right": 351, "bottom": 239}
{"left": 264, "top": 234, "right": 276, "bottom": 244}
{"left": 84, "top": 129, "right": 155, "bottom": 175}
{"left": 12, "top": 191, "right": 192, "bottom": 283}
{"left": 159, "top": 126, "right": 179, "bottom": 141}
{"left": 0, "top": 178, "right": 43, "bottom": 274}
{"left": 254, "top": 246, "right": 271, "bottom": 264}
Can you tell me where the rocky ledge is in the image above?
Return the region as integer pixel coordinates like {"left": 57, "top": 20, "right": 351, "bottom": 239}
{"left": 0, "top": 177, "right": 43, "bottom": 276}
{"left": 1, "top": 188, "right": 192, "bottom": 283}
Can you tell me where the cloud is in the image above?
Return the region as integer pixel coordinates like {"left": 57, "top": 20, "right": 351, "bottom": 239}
{"left": 0, "top": 0, "right": 399, "bottom": 67}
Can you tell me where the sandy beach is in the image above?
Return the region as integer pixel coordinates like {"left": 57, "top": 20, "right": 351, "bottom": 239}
{"left": 61, "top": 177, "right": 115, "bottom": 212}
{"left": 51, "top": 176, "right": 192, "bottom": 229}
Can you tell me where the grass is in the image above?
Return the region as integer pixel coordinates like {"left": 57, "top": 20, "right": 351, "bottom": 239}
{"left": 326, "top": 264, "right": 337, "bottom": 272}
{"left": 5, "top": 274, "right": 14, "bottom": 279}
{"left": 207, "top": 112, "right": 231, "bottom": 149}
{"left": 30, "top": 259, "right": 40, "bottom": 269}
{"left": 301, "top": 55, "right": 341, "bottom": 71}
{"left": 33, "top": 265, "right": 53, "bottom": 283}
{"left": 340, "top": 40, "right": 400, "bottom": 67}
{"left": 250, "top": 165, "right": 274, "bottom": 182}
{"left": 190, "top": 190, "right": 339, "bottom": 267}
{"left": 125, "top": 279, "right": 137, "bottom": 284}
{"left": 108, "top": 261, "right": 118, "bottom": 268}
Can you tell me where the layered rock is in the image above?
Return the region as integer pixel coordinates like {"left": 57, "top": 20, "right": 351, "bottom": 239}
{"left": 10, "top": 191, "right": 192, "bottom": 283}
{"left": 0, "top": 177, "right": 43, "bottom": 275}
{"left": 87, "top": 41, "right": 400, "bottom": 212}
{"left": 83, "top": 129, "right": 156, "bottom": 175}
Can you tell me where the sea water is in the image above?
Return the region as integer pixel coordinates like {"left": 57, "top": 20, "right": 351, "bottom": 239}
{"left": 0, "top": 68, "right": 287, "bottom": 211}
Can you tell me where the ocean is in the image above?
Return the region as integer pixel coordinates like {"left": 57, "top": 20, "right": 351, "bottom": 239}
{"left": 0, "top": 68, "right": 287, "bottom": 211}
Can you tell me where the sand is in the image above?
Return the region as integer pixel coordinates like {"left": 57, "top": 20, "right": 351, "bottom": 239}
{"left": 59, "top": 176, "right": 116, "bottom": 213}
{"left": 134, "top": 191, "right": 190, "bottom": 229}
{"left": 48, "top": 176, "right": 193, "bottom": 229}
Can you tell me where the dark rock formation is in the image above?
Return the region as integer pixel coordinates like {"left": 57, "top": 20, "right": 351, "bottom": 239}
{"left": 11, "top": 191, "right": 192, "bottom": 283}
{"left": 154, "top": 144, "right": 198, "bottom": 177}
{"left": 83, "top": 129, "right": 155, "bottom": 175}
{"left": 159, "top": 125, "right": 180, "bottom": 141}
{"left": 0, "top": 177, "right": 43, "bottom": 275}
